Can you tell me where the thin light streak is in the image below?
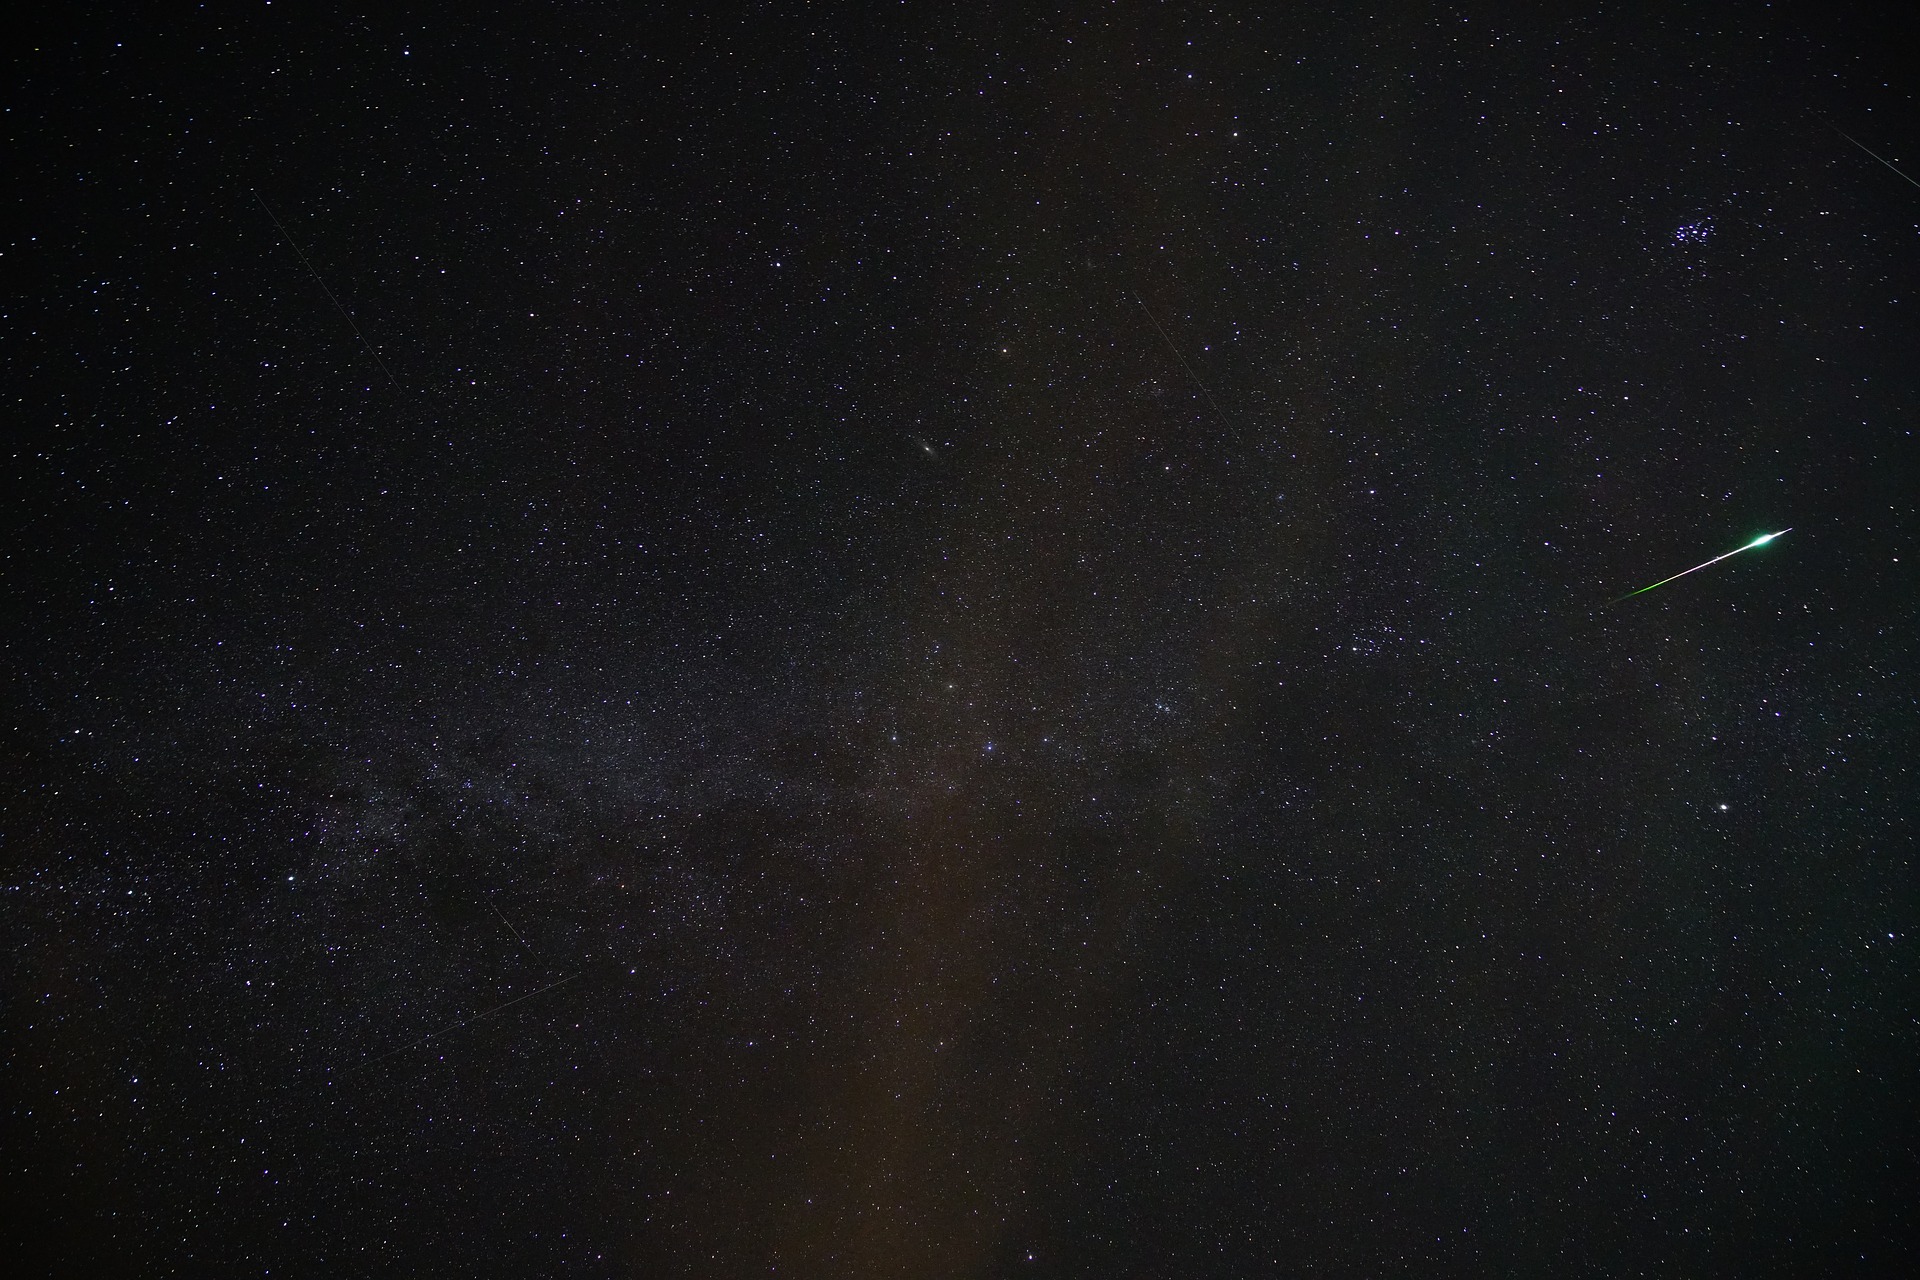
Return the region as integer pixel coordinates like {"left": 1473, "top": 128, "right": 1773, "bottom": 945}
{"left": 252, "top": 189, "right": 400, "bottom": 387}
{"left": 1132, "top": 292, "right": 1235, "bottom": 431}
{"left": 1825, "top": 123, "right": 1920, "bottom": 192}
{"left": 348, "top": 972, "right": 582, "bottom": 1073}
{"left": 1611, "top": 530, "right": 1791, "bottom": 604}
{"left": 492, "top": 901, "right": 531, "bottom": 953}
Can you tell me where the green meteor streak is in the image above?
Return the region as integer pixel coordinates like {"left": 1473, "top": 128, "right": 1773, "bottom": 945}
{"left": 1612, "top": 529, "right": 1791, "bottom": 603}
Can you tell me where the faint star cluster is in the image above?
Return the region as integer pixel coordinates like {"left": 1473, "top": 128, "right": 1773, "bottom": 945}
{"left": 1673, "top": 216, "right": 1714, "bottom": 245}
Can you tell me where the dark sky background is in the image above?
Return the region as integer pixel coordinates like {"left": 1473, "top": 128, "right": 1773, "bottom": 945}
{"left": 5, "top": 3, "right": 1918, "bottom": 1276}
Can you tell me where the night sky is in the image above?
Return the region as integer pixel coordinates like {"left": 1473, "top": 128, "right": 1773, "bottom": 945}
{"left": 6, "top": 3, "right": 1919, "bottom": 1276}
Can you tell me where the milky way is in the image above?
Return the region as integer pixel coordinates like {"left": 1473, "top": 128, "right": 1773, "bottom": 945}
{"left": 7, "top": 5, "right": 1919, "bottom": 1276}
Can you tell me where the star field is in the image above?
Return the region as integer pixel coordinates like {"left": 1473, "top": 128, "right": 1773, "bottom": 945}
{"left": 5, "top": 3, "right": 1919, "bottom": 1276}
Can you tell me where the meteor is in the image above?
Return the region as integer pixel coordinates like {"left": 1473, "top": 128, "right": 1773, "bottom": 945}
{"left": 346, "top": 971, "right": 583, "bottom": 1073}
{"left": 1612, "top": 529, "right": 1791, "bottom": 603}
{"left": 1825, "top": 122, "right": 1920, "bottom": 193}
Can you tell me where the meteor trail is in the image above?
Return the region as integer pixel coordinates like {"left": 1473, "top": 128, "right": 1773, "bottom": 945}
{"left": 1824, "top": 122, "right": 1920, "bottom": 192}
{"left": 347, "top": 971, "right": 583, "bottom": 1073}
{"left": 492, "top": 901, "right": 531, "bottom": 953}
{"left": 1611, "top": 530, "right": 1791, "bottom": 604}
